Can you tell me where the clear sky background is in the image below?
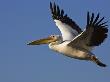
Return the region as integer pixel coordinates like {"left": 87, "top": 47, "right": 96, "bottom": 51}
{"left": 0, "top": 0, "right": 110, "bottom": 82}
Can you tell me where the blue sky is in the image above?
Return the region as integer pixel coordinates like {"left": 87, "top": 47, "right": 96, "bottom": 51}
{"left": 0, "top": 0, "right": 110, "bottom": 82}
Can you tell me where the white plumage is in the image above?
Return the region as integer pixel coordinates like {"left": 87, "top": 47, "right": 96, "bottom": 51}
{"left": 54, "top": 20, "right": 78, "bottom": 41}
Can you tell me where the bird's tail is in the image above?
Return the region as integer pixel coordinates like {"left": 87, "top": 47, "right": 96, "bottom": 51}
{"left": 90, "top": 55, "right": 107, "bottom": 67}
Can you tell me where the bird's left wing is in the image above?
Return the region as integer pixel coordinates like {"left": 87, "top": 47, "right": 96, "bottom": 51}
{"left": 50, "top": 2, "right": 82, "bottom": 41}
{"left": 68, "top": 12, "right": 108, "bottom": 50}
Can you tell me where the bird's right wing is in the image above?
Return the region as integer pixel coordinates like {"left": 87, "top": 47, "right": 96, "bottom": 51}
{"left": 50, "top": 2, "right": 82, "bottom": 41}
{"left": 68, "top": 12, "right": 108, "bottom": 50}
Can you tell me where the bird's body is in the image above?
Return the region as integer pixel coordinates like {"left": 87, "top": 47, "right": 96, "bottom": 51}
{"left": 49, "top": 41, "right": 90, "bottom": 60}
{"left": 28, "top": 2, "right": 108, "bottom": 67}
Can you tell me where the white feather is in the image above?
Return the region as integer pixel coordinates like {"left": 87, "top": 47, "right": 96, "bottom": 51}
{"left": 54, "top": 20, "right": 78, "bottom": 41}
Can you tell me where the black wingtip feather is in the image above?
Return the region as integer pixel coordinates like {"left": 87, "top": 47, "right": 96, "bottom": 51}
{"left": 86, "top": 12, "right": 108, "bottom": 46}
{"left": 99, "top": 21, "right": 108, "bottom": 26}
{"left": 54, "top": 2, "right": 56, "bottom": 12}
{"left": 50, "top": 2, "right": 52, "bottom": 10}
{"left": 87, "top": 12, "right": 90, "bottom": 26}
{"left": 89, "top": 13, "right": 94, "bottom": 26}
{"left": 57, "top": 6, "right": 60, "bottom": 16}
{"left": 95, "top": 17, "right": 105, "bottom": 26}
{"left": 61, "top": 10, "right": 64, "bottom": 17}
{"left": 92, "top": 13, "right": 100, "bottom": 25}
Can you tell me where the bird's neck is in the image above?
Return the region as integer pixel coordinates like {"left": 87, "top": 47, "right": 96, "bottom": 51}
{"left": 49, "top": 40, "right": 62, "bottom": 46}
{"left": 49, "top": 41, "right": 62, "bottom": 52}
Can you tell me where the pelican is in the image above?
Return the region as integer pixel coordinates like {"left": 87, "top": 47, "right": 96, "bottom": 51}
{"left": 27, "top": 2, "right": 108, "bottom": 67}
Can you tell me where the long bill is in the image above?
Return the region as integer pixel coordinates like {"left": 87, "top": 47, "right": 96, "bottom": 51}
{"left": 27, "top": 37, "right": 56, "bottom": 45}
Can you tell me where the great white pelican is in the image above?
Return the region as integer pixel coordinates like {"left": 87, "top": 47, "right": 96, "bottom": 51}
{"left": 27, "top": 2, "right": 108, "bottom": 67}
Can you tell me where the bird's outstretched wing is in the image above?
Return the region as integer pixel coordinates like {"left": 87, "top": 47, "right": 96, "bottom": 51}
{"left": 50, "top": 2, "right": 82, "bottom": 41}
{"left": 68, "top": 12, "right": 108, "bottom": 50}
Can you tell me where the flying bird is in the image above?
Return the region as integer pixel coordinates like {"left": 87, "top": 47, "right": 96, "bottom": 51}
{"left": 27, "top": 2, "right": 108, "bottom": 67}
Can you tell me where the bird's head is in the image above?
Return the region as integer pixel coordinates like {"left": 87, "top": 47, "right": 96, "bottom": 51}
{"left": 27, "top": 35, "right": 62, "bottom": 45}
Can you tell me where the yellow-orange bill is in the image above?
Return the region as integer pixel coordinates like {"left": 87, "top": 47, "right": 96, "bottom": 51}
{"left": 27, "top": 37, "right": 55, "bottom": 45}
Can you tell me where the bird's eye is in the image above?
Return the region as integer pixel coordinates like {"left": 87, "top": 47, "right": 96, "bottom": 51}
{"left": 50, "top": 35, "right": 55, "bottom": 38}
{"left": 52, "top": 35, "right": 54, "bottom": 37}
